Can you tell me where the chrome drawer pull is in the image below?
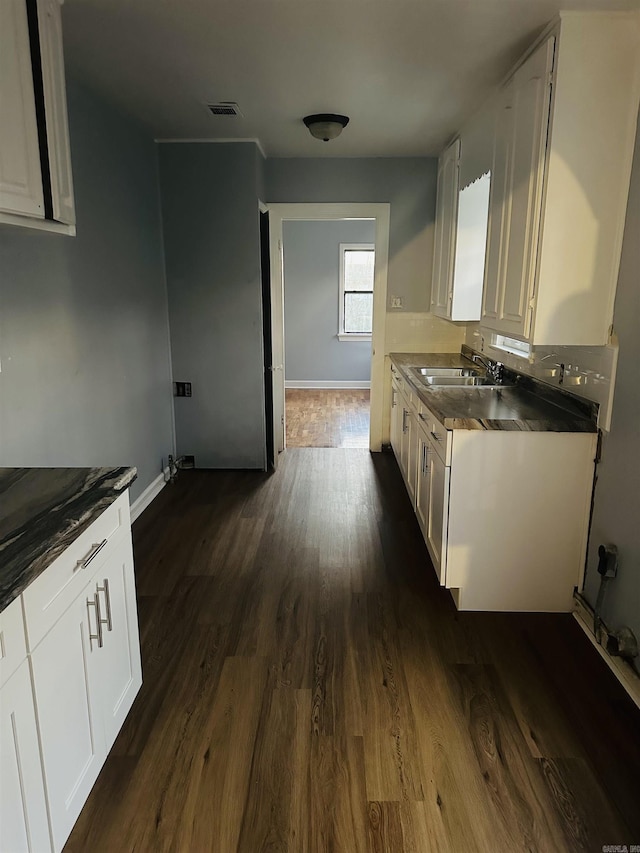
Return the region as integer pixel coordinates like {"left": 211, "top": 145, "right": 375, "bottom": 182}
{"left": 96, "top": 578, "right": 113, "bottom": 632}
{"left": 75, "top": 538, "right": 108, "bottom": 572}
{"left": 87, "top": 593, "right": 103, "bottom": 650}
{"left": 430, "top": 431, "right": 443, "bottom": 442}
{"left": 418, "top": 413, "right": 426, "bottom": 421}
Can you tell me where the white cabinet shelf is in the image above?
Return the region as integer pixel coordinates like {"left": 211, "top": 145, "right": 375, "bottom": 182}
{"left": 482, "top": 13, "right": 640, "bottom": 346}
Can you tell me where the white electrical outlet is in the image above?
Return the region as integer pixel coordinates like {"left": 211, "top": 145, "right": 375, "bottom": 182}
{"left": 391, "top": 296, "right": 402, "bottom": 309}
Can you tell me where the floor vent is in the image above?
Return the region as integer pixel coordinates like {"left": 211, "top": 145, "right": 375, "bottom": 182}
{"left": 207, "top": 102, "right": 242, "bottom": 117}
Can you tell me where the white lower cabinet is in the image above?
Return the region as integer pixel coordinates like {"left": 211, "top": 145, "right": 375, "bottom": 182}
{"left": 390, "top": 381, "right": 403, "bottom": 461}
{"left": 30, "top": 586, "right": 104, "bottom": 851}
{"left": 391, "top": 367, "right": 597, "bottom": 611}
{"left": 0, "top": 490, "right": 142, "bottom": 853}
{"left": 415, "top": 416, "right": 450, "bottom": 584}
{"left": 425, "top": 438, "right": 449, "bottom": 584}
{"left": 30, "top": 527, "right": 142, "bottom": 851}
{"left": 95, "top": 534, "right": 142, "bottom": 753}
{"left": 0, "top": 661, "right": 51, "bottom": 853}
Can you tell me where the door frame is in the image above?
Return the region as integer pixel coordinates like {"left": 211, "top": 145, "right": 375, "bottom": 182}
{"left": 267, "top": 202, "right": 390, "bottom": 452}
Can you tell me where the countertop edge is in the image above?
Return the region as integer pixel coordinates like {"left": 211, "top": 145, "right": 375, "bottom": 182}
{"left": 0, "top": 466, "right": 137, "bottom": 614}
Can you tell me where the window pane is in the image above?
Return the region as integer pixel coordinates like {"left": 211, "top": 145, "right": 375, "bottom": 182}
{"left": 344, "top": 250, "right": 375, "bottom": 291}
{"left": 344, "top": 292, "right": 373, "bottom": 333}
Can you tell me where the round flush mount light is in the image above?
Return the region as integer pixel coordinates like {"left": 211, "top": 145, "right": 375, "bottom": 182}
{"left": 303, "top": 113, "right": 350, "bottom": 142}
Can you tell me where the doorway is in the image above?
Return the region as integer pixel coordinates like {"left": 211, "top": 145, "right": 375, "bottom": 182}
{"left": 282, "top": 218, "right": 375, "bottom": 448}
{"left": 266, "top": 203, "right": 390, "bottom": 457}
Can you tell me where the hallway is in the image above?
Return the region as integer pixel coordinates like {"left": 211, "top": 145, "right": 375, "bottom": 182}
{"left": 285, "top": 389, "right": 370, "bottom": 448}
{"left": 65, "top": 449, "right": 640, "bottom": 852}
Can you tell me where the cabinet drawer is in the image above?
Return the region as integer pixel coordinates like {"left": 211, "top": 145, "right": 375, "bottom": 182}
{"left": 22, "top": 491, "right": 131, "bottom": 651}
{"left": 418, "top": 405, "right": 449, "bottom": 464}
{"left": 0, "top": 596, "right": 27, "bottom": 689}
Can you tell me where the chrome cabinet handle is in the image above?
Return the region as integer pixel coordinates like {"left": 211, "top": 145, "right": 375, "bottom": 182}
{"left": 418, "top": 413, "right": 426, "bottom": 421}
{"left": 402, "top": 409, "right": 408, "bottom": 433}
{"left": 87, "top": 593, "right": 103, "bottom": 650}
{"left": 96, "top": 578, "right": 113, "bottom": 632}
{"left": 75, "top": 539, "right": 108, "bottom": 572}
{"left": 430, "top": 431, "right": 443, "bottom": 442}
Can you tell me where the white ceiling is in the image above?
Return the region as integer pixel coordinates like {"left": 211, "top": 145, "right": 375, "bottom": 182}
{"left": 62, "top": 0, "right": 640, "bottom": 158}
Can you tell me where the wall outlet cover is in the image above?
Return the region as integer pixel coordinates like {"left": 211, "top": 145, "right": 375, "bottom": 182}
{"left": 391, "top": 296, "right": 402, "bottom": 309}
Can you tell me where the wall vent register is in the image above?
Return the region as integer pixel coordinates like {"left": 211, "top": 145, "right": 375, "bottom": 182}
{"left": 207, "top": 102, "right": 242, "bottom": 117}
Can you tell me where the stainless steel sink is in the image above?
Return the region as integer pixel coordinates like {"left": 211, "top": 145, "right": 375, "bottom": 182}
{"left": 412, "top": 367, "right": 479, "bottom": 377}
{"left": 423, "top": 375, "right": 497, "bottom": 387}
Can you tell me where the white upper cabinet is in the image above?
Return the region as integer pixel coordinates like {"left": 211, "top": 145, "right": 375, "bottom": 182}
{"left": 430, "top": 138, "right": 460, "bottom": 317}
{"left": 0, "top": 0, "right": 45, "bottom": 218}
{"left": 38, "top": 0, "right": 75, "bottom": 225}
{"left": 431, "top": 112, "right": 492, "bottom": 324}
{"left": 0, "top": 0, "right": 75, "bottom": 231}
{"left": 482, "top": 12, "right": 640, "bottom": 346}
{"left": 483, "top": 38, "right": 554, "bottom": 338}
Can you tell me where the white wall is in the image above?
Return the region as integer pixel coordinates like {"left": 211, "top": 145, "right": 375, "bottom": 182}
{"left": 158, "top": 142, "right": 265, "bottom": 469}
{"left": 0, "top": 77, "right": 174, "bottom": 502}
{"left": 583, "top": 110, "right": 640, "bottom": 642}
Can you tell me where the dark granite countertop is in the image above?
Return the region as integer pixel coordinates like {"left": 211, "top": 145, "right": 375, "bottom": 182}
{"left": 0, "top": 467, "right": 137, "bottom": 613}
{"left": 390, "top": 352, "right": 597, "bottom": 433}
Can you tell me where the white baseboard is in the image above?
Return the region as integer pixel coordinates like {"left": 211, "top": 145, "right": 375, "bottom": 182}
{"left": 285, "top": 380, "right": 371, "bottom": 389}
{"left": 573, "top": 594, "right": 640, "bottom": 710}
{"left": 130, "top": 470, "right": 168, "bottom": 523}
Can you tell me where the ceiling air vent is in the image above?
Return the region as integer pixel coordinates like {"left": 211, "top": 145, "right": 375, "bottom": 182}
{"left": 207, "top": 102, "right": 242, "bottom": 117}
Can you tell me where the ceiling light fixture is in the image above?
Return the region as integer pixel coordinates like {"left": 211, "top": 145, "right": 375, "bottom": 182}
{"left": 303, "top": 113, "right": 349, "bottom": 142}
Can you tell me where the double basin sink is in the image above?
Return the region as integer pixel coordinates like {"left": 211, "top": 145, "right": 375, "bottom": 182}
{"left": 409, "top": 366, "right": 513, "bottom": 389}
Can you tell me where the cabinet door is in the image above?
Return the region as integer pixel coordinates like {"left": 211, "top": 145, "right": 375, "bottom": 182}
{"left": 482, "top": 38, "right": 554, "bottom": 338}
{"left": 405, "top": 409, "right": 418, "bottom": 506}
{"left": 0, "top": 0, "right": 45, "bottom": 218}
{"left": 499, "top": 38, "right": 554, "bottom": 337}
{"left": 415, "top": 431, "right": 431, "bottom": 536}
{"left": 0, "top": 662, "right": 51, "bottom": 853}
{"left": 93, "top": 534, "right": 142, "bottom": 752}
{"left": 37, "top": 0, "right": 75, "bottom": 225}
{"left": 30, "top": 586, "right": 105, "bottom": 852}
{"left": 431, "top": 139, "right": 460, "bottom": 318}
{"left": 426, "top": 447, "right": 450, "bottom": 584}
{"left": 399, "top": 404, "right": 417, "bottom": 500}
{"left": 390, "top": 385, "right": 402, "bottom": 459}
{"left": 482, "top": 81, "right": 514, "bottom": 324}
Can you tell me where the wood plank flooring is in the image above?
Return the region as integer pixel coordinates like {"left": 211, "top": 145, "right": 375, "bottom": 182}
{"left": 286, "top": 389, "right": 370, "bottom": 447}
{"left": 64, "top": 449, "right": 640, "bottom": 852}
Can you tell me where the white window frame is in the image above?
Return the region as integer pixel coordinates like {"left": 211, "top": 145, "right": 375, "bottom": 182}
{"left": 338, "top": 243, "right": 375, "bottom": 341}
{"left": 489, "top": 333, "right": 532, "bottom": 359}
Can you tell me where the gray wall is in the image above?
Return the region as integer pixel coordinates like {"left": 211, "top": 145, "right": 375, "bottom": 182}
{"left": 0, "top": 77, "right": 174, "bottom": 502}
{"left": 283, "top": 220, "right": 375, "bottom": 383}
{"left": 158, "top": 143, "right": 265, "bottom": 469}
{"left": 584, "top": 110, "right": 640, "bottom": 643}
{"left": 265, "top": 158, "right": 438, "bottom": 312}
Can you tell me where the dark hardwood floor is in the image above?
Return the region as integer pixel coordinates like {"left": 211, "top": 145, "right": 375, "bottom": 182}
{"left": 286, "top": 389, "right": 370, "bottom": 448}
{"left": 65, "top": 449, "right": 640, "bottom": 852}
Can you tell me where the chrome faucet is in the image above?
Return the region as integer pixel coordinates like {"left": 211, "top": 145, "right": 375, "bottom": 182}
{"left": 471, "top": 353, "right": 504, "bottom": 384}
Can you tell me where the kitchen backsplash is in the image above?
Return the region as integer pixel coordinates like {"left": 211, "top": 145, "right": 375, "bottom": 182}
{"left": 385, "top": 312, "right": 465, "bottom": 354}
{"left": 465, "top": 324, "right": 618, "bottom": 430}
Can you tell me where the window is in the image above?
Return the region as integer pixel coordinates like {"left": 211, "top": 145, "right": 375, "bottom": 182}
{"left": 490, "top": 333, "right": 531, "bottom": 359}
{"left": 338, "top": 244, "right": 375, "bottom": 341}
